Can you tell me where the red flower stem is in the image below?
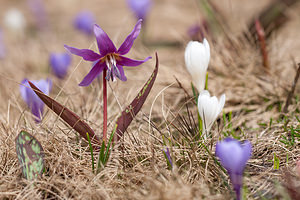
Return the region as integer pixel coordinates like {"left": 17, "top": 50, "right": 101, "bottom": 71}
{"left": 255, "top": 19, "right": 269, "bottom": 70}
{"left": 102, "top": 69, "right": 107, "bottom": 144}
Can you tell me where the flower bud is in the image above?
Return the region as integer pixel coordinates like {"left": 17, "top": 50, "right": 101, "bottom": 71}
{"left": 50, "top": 52, "right": 72, "bottom": 79}
{"left": 198, "top": 90, "right": 225, "bottom": 135}
{"left": 185, "top": 39, "right": 210, "bottom": 92}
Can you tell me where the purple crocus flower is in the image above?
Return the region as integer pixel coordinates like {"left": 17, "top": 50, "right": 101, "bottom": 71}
{"left": 20, "top": 79, "right": 52, "bottom": 122}
{"left": 27, "top": 0, "right": 47, "bottom": 30}
{"left": 162, "top": 147, "right": 173, "bottom": 169}
{"left": 73, "top": 11, "right": 95, "bottom": 36}
{"left": 64, "top": 19, "right": 151, "bottom": 86}
{"left": 49, "top": 52, "right": 72, "bottom": 79}
{"left": 127, "top": 0, "right": 152, "bottom": 21}
{"left": 216, "top": 138, "right": 252, "bottom": 200}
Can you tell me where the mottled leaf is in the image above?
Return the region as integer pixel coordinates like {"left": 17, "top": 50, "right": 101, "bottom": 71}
{"left": 28, "top": 81, "right": 101, "bottom": 149}
{"left": 115, "top": 53, "right": 159, "bottom": 141}
{"left": 15, "top": 131, "right": 44, "bottom": 180}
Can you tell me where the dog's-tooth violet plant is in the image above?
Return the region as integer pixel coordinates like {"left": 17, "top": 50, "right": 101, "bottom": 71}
{"left": 65, "top": 19, "right": 151, "bottom": 143}
{"left": 49, "top": 52, "right": 72, "bottom": 79}
{"left": 198, "top": 90, "right": 225, "bottom": 137}
{"left": 216, "top": 138, "right": 252, "bottom": 200}
{"left": 20, "top": 79, "right": 52, "bottom": 122}
{"left": 27, "top": 20, "right": 157, "bottom": 172}
{"left": 28, "top": 53, "right": 158, "bottom": 172}
{"left": 185, "top": 38, "right": 210, "bottom": 93}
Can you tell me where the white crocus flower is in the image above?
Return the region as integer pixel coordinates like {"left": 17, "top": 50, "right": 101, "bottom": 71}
{"left": 198, "top": 90, "right": 225, "bottom": 136}
{"left": 4, "top": 8, "right": 26, "bottom": 32}
{"left": 185, "top": 38, "right": 210, "bottom": 92}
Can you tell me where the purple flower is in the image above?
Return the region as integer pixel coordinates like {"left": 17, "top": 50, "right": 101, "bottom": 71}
{"left": 0, "top": 29, "right": 5, "bottom": 59}
{"left": 216, "top": 138, "right": 252, "bottom": 200}
{"left": 187, "top": 20, "right": 209, "bottom": 41}
{"left": 20, "top": 79, "right": 52, "bottom": 122}
{"left": 49, "top": 52, "right": 72, "bottom": 79}
{"left": 73, "top": 11, "right": 95, "bottom": 36}
{"left": 162, "top": 147, "right": 173, "bottom": 169}
{"left": 65, "top": 19, "right": 151, "bottom": 86}
{"left": 127, "top": 0, "right": 152, "bottom": 21}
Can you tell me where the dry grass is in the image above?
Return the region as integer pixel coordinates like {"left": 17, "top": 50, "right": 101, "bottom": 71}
{"left": 0, "top": 0, "right": 300, "bottom": 199}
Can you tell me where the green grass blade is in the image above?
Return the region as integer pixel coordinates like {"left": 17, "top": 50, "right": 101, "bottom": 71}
{"left": 86, "top": 133, "right": 95, "bottom": 173}
{"left": 104, "top": 125, "right": 117, "bottom": 164}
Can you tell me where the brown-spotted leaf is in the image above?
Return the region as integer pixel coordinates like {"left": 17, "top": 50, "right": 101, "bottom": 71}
{"left": 115, "top": 53, "right": 159, "bottom": 141}
{"left": 28, "top": 81, "right": 101, "bottom": 147}
{"left": 15, "top": 131, "right": 44, "bottom": 180}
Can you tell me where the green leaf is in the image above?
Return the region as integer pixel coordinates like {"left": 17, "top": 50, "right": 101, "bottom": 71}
{"left": 115, "top": 53, "right": 159, "bottom": 141}
{"left": 15, "top": 131, "right": 45, "bottom": 180}
{"left": 28, "top": 81, "right": 101, "bottom": 149}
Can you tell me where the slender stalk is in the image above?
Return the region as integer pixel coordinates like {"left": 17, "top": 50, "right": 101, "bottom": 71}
{"left": 103, "top": 69, "right": 107, "bottom": 144}
{"left": 255, "top": 19, "right": 269, "bottom": 70}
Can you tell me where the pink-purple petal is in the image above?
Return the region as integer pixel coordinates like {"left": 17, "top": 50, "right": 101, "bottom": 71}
{"left": 79, "top": 61, "right": 105, "bottom": 86}
{"left": 118, "top": 55, "right": 151, "bottom": 67}
{"left": 93, "top": 24, "right": 116, "bottom": 55}
{"left": 117, "top": 19, "right": 142, "bottom": 55}
{"left": 64, "top": 45, "right": 100, "bottom": 61}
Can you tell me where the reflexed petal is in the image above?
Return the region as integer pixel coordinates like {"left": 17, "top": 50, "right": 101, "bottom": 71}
{"left": 116, "top": 65, "right": 127, "bottom": 81}
{"left": 118, "top": 55, "right": 151, "bottom": 67}
{"left": 79, "top": 61, "right": 105, "bottom": 86}
{"left": 64, "top": 45, "right": 100, "bottom": 61}
{"left": 117, "top": 19, "right": 142, "bottom": 55}
{"left": 93, "top": 24, "right": 116, "bottom": 55}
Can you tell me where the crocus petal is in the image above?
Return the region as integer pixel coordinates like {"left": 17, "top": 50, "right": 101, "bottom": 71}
{"left": 93, "top": 24, "right": 117, "bottom": 55}
{"left": 198, "top": 90, "right": 225, "bottom": 135}
{"left": 218, "top": 94, "right": 226, "bottom": 116}
{"left": 216, "top": 139, "right": 245, "bottom": 173}
{"left": 239, "top": 140, "right": 252, "bottom": 170}
{"left": 118, "top": 55, "right": 151, "bottom": 67}
{"left": 31, "top": 101, "right": 43, "bottom": 122}
{"left": 64, "top": 45, "right": 100, "bottom": 61}
{"left": 20, "top": 79, "right": 29, "bottom": 105}
{"left": 50, "top": 52, "right": 72, "bottom": 79}
{"left": 215, "top": 138, "right": 252, "bottom": 200}
{"left": 185, "top": 39, "right": 210, "bottom": 92}
{"left": 127, "top": 0, "right": 152, "bottom": 20}
{"left": 74, "top": 11, "right": 95, "bottom": 35}
{"left": 20, "top": 78, "right": 52, "bottom": 122}
{"left": 117, "top": 19, "right": 142, "bottom": 55}
{"left": 79, "top": 61, "right": 105, "bottom": 86}
{"left": 116, "top": 65, "right": 127, "bottom": 81}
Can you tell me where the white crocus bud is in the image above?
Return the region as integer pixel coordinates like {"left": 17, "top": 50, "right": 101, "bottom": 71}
{"left": 185, "top": 38, "right": 210, "bottom": 92}
{"left": 198, "top": 90, "right": 225, "bottom": 136}
{"left": 4, "top": 8, "right": 26, "bottom": 32}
